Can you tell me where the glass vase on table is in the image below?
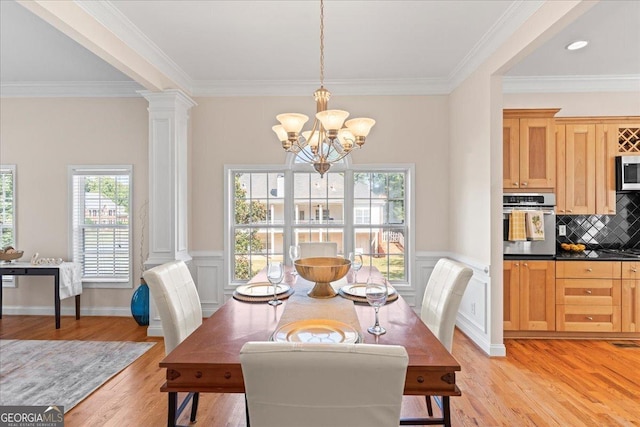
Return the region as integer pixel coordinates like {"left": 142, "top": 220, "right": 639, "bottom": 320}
{"left": 365, "top": 275, "right": 388, "bottom": 335}
{"left": 267, "top": 261, "right": 285, "bottom": 306}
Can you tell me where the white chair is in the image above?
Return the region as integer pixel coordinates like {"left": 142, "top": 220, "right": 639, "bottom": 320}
{"left": 143, "top": 260, "right": 202, "bottom": 425}
{"left": 298, "top": 242, "right": 338, "bottom": 258}
{"left": 415, "top": 258, "right": 473, "bottom": 420}
{"left": 240, "top": 342, "right": 408, "bottom": 427}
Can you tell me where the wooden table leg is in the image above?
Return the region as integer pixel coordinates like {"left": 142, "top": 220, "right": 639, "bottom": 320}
{"left": 75, "top": 294, "right": 81, "bottom": 319}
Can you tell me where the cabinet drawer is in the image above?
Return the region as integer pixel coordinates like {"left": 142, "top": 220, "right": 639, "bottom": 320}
{"left": 556, "top": 305, "right": 621, "bottom": 332}
{"left": 555, "top": 279, "right": 620, "bottom": 305}
{"left": 556, "top": 261, "right": 621, "bottom": 279}
{"left": 622, "top": 262, "right": 639, "bottom": 280}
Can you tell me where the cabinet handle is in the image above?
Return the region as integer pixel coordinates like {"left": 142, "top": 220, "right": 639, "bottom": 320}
{"left": 567, "top": 209, "right": 573, "bottom": 213}
{"left": 522, "top": 182, "right": 528, "bottom": 186}
{"left": 585, "top": 289, "right": 592, "bottom": 294}
{"left": 586, "top": 316, "right": 593, "bottom": 321}
{"left": 514, "top": 263, "right": 519, "bottom": 267}
{"left": 523, "top": 263, "right": 528, "bottom": 267}
{"left": 558, "top": 209, "right": 565, "bottom": 213}
{"left": 513, "top": 182, "right": 518, "bottom": 186}
{"left": 609, "top": 210, "right": 615, "bottom": 213}
{"left": 632, "top": 268, "right": 638, "bottom": 273}
{"left": 586, "top": 268, "right": 592, "bottom": 272}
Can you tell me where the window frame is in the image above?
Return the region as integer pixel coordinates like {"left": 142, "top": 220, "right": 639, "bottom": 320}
{"left": 225, "top": 162, "right": 414, "bottom": 287}
{"left": 1, "top": 165, "right": 17, "bottom": 288}
{"left": 68, "top": 165, "right": 133, "bottom": 289}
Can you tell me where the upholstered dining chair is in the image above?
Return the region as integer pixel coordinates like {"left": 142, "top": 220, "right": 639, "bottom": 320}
{"left": 143, "top": 260, "right": 202, "bottom": 426}
{"left": 240, "top": 342, "right": 409, "bottom": 427}
{"left": 415, "top": 258, "right": 473, "bottom": 420}
{"left": 298, "top": 241, "right": 338, "bottom": 258}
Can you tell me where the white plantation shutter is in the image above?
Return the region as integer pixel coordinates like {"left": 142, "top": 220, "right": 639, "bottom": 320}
{"left": 70, "top": 166, "right": 132, "bottom": 286}
{"left": 1, "top": 165, "right": 17, "bottom": 287}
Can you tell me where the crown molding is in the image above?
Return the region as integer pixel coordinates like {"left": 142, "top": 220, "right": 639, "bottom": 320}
{"left": 0, "top": 81, "right": 143, "bottom": 98}
{"left": 447, "top": 0, "right": 545, "bottom": 91}
{"left": 2, "top": 75, "right": 638, "bottom": 98}
{"left": 192, "top": 78, "right": 451, "bottom": 97}
{"left": 75, "top": 0, "right": 193, "bottom": 94}
{"left": 503, "top": 75, "right": 640, "bottom": 93}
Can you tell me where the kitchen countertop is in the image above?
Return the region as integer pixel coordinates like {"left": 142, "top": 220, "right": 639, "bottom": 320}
{"left": 505, "top": 250, "right": 640, "bottom": 261}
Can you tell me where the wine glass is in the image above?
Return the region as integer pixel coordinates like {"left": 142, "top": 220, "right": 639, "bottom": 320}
{"left": 289, "top": 245, "right": 301, "bottom": 276}
{"left": 348, "top": 252, "right": 363, "bottom": 284}
{"left": 267, "top": 262, "right": 284, "bottom": 306}
{"left": 365, "top": 275, "right": 388, "bottom": 335}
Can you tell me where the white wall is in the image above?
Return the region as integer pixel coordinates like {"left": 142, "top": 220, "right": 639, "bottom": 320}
{"left": 0, "top": 98, "right": 148, "bottom": 315}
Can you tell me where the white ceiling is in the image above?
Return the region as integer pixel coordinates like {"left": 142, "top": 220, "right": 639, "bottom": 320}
{"left": 1, "top": 0, "right": 639, "bottom": 97}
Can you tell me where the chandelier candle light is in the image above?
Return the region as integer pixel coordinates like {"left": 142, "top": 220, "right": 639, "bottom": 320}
{"left": 272, "top": 0, "right": 375, "bottom": 177}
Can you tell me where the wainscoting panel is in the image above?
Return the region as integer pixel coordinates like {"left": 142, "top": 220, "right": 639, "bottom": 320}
{"left": 190, "top": 251, "right": 225, "bottom": 317}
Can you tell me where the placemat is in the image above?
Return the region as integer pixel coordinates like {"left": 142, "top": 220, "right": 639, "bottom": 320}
{"left": 337, "top": 287, "right": 399, "bottom": 304}
{"left": 233, "top": 287, "right": 295, "bottom": 303}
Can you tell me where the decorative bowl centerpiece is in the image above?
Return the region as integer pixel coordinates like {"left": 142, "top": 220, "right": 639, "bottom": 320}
{"left": 294, "top": 256, "right": 351, "bottom": 299}
{"left": 0, "top": 247, "right": 24, "bottom": 263}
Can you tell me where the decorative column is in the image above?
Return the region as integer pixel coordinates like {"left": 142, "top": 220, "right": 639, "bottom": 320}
{"left": 140, "top": 89, "right": 197, "bottom": 336}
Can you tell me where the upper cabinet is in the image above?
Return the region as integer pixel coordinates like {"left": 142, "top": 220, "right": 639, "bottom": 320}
{"left": 556, "top": 118, "right": 640, "bottom": 215}
{"left": 503, "top": 109, "right": 559, "bottom": 191}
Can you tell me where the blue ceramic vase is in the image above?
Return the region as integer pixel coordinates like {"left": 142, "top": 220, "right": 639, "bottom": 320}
{"left": 131, "top": 278, "right": 149, "bottom": 326}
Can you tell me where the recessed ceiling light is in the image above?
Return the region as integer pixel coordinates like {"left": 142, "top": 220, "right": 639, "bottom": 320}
{"left": 566, "top": 40, "right": 588, "bottom": 51}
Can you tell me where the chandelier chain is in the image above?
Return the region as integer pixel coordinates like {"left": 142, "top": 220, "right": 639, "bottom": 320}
{"left": 319, "top": 0, "right": 324, "bottom": 87}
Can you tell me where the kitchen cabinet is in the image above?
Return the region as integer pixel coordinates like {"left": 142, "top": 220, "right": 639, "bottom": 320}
{"left": 503, "top": 110, "right": 559, "bottom": 191}
{"left": 556, "top": 124, "right": 596, "bottom": 215}
{"left": 556, "top": 261, "right": 621, "bottom": 332}
{"left": 504, "top": 260, "right": 555, "bottom": 331}
{"left": 622, "top": 261, "right": 639, "bottom": 332}
{"left": 556, "top": 118, "right": 640, "bottom": 215}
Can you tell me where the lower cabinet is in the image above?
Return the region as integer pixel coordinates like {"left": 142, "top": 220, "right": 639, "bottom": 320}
{"left": 555, "top": 261, "right": 621, "bottom": 332}
{"left": 622, "top": 261, "right": 640, "bottom": 332}
{"left": 504, "top": 260, "right": 555, "bottom": 331}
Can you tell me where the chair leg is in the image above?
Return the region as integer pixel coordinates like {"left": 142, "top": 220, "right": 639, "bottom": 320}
{"left": 425, "top": 395, "right": 434, "bottom": 417}
{"left": 190, "top": 392, "right": 199, "bottom": 422}
{"left": 245, "top": 394, "right": 251, "bottom": 427}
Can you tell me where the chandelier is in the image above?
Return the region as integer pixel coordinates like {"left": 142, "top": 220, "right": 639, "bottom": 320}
{"left": 271, "top": 0, "right": 375, "bottom": 177}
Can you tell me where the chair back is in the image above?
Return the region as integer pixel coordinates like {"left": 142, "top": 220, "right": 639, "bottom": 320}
{"left": 420, "top": 258, "right": 472, "bottom": 352}
{"left": 299, "top": 242, "right": 338, "bottom": 258}
{"left": 143, "top": 260, "right": 202, "bottom": 354}
{"left": 240, "top": 342, "right": 408, "bottom": 427}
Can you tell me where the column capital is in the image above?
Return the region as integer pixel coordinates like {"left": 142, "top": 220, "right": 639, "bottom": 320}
{"left": 138, "top": 89, "right": 197, "bottom": 112}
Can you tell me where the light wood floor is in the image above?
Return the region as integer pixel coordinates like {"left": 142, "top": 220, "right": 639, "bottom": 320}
{"left": 1, "top": 315, "right": 639, "bottom": 426}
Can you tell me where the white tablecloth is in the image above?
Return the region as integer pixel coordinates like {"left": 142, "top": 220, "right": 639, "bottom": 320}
{"left": 6, "top": 262, "right": 82, "bottom": 300}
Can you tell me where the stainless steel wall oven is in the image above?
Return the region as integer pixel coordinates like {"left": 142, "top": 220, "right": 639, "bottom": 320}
{"left": 503, "top": 193, "right": 556, "bottom": 256}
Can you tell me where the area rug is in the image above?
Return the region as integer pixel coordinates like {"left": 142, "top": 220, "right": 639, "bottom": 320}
{"left": 0, "top": 339, "right": 155, "bottom": 413}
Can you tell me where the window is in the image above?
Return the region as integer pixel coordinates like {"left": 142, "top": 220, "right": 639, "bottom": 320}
{"left": 69, "top": 166, "right": 132, "bottom": 288}
{"left": 0, "top": 165, "right": 16, "bottom": 250}
{"left": 227, "top": 164, "right": 412, "bottom": 284}
{"left": 1, "top": 165, "right": 16, "bottom": 287}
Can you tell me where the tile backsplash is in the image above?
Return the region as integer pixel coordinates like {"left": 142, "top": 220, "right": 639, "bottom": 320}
{"left": 556, "top": 193, "right": 640, "bottom": 249}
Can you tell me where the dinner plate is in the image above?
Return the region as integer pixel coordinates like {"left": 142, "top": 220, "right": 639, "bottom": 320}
{"left": 339, "top": 283, "right": 396, "bottom": 298}
{"left": 272, "top": 319, "right": 359, "bottom": 344}
{"left": 235, "top": 283, "right": 290, "bottom": 297}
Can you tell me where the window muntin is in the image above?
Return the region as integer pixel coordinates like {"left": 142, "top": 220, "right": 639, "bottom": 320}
{"left": 70, "top": 166, "right": 132, "bottom": 286}
{"left": 228, "top": 167, "right": 410, "bottom": 283}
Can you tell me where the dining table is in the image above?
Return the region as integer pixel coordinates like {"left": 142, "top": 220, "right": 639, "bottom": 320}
{"left": 159, "top": 266, "right": 461, "bottom": 427}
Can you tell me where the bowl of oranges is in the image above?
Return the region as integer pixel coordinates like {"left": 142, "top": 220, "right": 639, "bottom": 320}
{"left": 560, "top": 242, "right": 586, "bottom": 253}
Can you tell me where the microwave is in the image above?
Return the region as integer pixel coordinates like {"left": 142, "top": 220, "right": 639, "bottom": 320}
{"left": 616, "top": 155, "right": 640, "bottom": 191}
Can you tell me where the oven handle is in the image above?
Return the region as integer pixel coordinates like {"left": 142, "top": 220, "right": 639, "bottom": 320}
{"left": 503, "top": 210, "right": 555, "bottom": 215}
